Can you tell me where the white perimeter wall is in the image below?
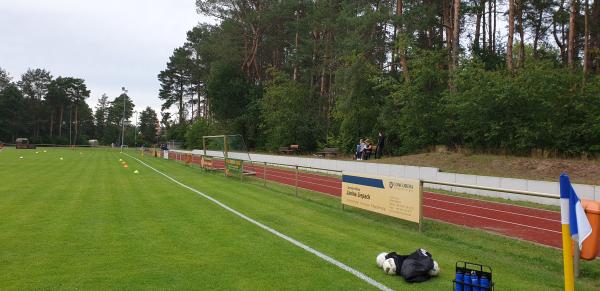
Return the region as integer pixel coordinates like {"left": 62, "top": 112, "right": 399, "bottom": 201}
{"left": 170, "top": 149, "right": 600, "bottom": 206}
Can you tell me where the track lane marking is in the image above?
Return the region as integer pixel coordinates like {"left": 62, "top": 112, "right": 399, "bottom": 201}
{"left": 124, "top": 153, "right": 392, "bottom": 291}
{"left": 424, "top": 197, "right": 561, "bottom": 223}
{"left": 424, "top": 205, "right": 561, "bottom": 234}
{"left": 424, "top": 191, "right": 560, "bottom": 214}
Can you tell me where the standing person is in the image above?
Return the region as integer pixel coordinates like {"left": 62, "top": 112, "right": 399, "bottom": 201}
{"left": 356, "top": 139, "right": 365, "bottom": 160}
{"left": 376, "top": 131, "right": 385, "bottom": 159}
{"left": 355, "top": 139, "right": 364, "bottom": 160}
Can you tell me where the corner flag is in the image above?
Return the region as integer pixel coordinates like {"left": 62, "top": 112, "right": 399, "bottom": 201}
{"left": 559, "top": 173, "right": 592, "bottom": 291}
{"left": 560, "top": 173, "right": 593, "bottom": 248}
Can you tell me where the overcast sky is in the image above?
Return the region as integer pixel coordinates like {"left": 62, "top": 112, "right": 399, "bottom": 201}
{"left": 0, "top": 0, "right": 212, "bottom": 113}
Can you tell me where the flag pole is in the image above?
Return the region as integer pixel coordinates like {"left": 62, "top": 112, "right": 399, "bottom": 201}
{"left": 560, "top": 174, "right": 575, "bottom": 291}
{"left": 574, "top": 239, "right": 580, "bottom": 277}
{"left": 560, "top": 223, "right": 575, "bottom": 291}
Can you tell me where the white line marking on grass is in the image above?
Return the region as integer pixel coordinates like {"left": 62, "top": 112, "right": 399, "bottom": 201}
{"left": 124, "top": 153, "right": 392, "bottom": 291}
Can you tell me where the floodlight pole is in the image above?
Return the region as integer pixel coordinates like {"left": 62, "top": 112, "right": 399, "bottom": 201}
{"left": 120, "top": 87, "right": 127, "bottom": 152}
{"left": 69, "top": 104, "right": 72, "bottom": 146}
{"left": 134, "top": 111, "right": 138, "bottom": 148}
{"left": 224, "top": 135, "right": 228, "bottom": 177}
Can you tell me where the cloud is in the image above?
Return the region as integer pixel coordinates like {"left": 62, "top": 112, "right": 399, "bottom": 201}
{"left": 0, "top": 0, "right": 212, "bottom": 112}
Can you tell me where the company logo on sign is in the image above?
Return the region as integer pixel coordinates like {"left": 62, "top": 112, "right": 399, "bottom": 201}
{"left": 389, "top": 181, "right": 414, "bottom": 190}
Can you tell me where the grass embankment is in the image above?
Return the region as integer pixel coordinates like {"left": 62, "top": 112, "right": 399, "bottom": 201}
{"left": 0, "top": 148, "right": 598, "bottom": 290}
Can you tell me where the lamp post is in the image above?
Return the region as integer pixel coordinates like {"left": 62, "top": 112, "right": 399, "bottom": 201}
{"left": 134, "top": 110, "right": 138, "bottom": 147}
{"left": 120, "top": 87, "right": 127, "bottom": 152}
{"left": 69, "top": 104, "right": 72, "bottom": 146}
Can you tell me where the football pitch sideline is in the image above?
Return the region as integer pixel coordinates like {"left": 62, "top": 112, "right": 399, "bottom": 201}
{"left": 0, "top": 148, "right": 599, "bottom": 290}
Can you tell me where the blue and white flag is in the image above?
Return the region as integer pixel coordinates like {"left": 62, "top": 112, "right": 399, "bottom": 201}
{"left": 560, "top": 173, "right": 593, "bottom": 249}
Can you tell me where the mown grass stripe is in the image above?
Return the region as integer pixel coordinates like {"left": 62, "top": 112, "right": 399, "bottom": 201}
{"left": 124, "top": 152, "right": 393, "bottom": 291}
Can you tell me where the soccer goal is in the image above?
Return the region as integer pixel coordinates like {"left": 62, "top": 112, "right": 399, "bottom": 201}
{"left": 201, "top": 134, "right": 256, "bottom": 177}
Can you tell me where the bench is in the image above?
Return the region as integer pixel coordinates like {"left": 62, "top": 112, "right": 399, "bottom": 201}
{"left": 316, "top": 147, "right": 339, "bottom": 158}
{"left": 279, "top": 144, "right": 300, "bottom": 155}
{"left": 279, "top": 146, "right": 292, "bottom": 154}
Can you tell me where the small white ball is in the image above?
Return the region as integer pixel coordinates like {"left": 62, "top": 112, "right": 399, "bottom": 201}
{"left": 382, "top": 258, "right": 396, "bottom": 275}
{"left": 376, "top": 252, "right": 388, "bottom": 268}
{"left": 428, "top": 260, "right": 440, "bottom": 276}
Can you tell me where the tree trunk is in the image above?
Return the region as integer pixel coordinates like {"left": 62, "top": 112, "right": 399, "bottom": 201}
{"left": 179, "top": 84, "right": 184, "bottom": 124}
{"left": 69, "top": 105, "right": 72, "bottom": 145}
{"left": 493, "top": 0, "right": 497, "bottom": 51}
{"left": 450, "top": 0, "right": 460, "bottom": 91}
{"left": 191, "top": 95, "right": 194, "bottom": 122}
{"left": 452, "top": 0, "right": 460, "bottom": 66}
{"left": 396, "top": 0, "right": 409, "bottom": 83}
{"left": 391, "top": 3, "right": 398, "bottom": 75}
{"left": 59, "top": 105, "right": 63, "bottom": 137}
{"left": 588, "top": 0, "right": 600, "bottom": 74}
{"left": 443, "top": 0, "right": 452, "bottom": 49}
{"left": 507, "top": 0, "right": 515, "bottom": 71}
{"left": 74, "top": 103, "right": 78, "bottom": 143}
{"left": 553, "top": 1, "right": 567, "bottom": 63}
{"left": 533, "top": 8, "right": 543, "bottom": 58}
{"left": 320, "top": 66, "right": 326, "bottom": 98}
{"left": 592, "top": 0, "right": 600, "bottom": 73}
{"left": 293, "top": 10, "right": 300, "bottom": 81}
{"left": 568, "top": 0, "right": 578, "bottom": 69}
{"left": 205, "top": 94, "right": 210, "bottom": 122}
{"left": 320, "top": 30, "right": 329, "bottom": 100}
{"left": 482, "top": 0, "right": 486, "bottom": 49}
{"left": 326, "top": 70, "right": 334, "bottom": 139}
{"left": 475, "top": 0, "right": 483, "bottom": 49}
{"left": 243, "top": 24, "right": 261, "bottom": 81}
{"left": 562, "top": 3, "right": 567, "bottom": 63}
{"left": 583, "top": 0, "right": 590, "bottom": 76}
{"left": 488, "top": 0, "right": 493, "bottom": 51}
{"left": 50, "top": 109, "right": 54, "bottom": 137}
{"left": 518, "top": 0, "right": 525, "bottom": 67}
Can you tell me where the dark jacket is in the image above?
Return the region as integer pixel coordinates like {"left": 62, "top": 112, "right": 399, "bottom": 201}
{"left": 386, "top": 249, "right": 435, "bottom": 283}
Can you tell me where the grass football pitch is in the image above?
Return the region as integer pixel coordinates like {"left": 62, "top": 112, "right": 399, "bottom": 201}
{"left": 0, "top": 148, "right": 598, "bottom": 290}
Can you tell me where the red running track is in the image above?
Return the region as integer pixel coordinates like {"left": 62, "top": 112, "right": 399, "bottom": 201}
{"left": 247, "top": 162, "right": 565, "bottom": 250}
{"left": 172, "top": 155, "right": 597, "bottom": 254}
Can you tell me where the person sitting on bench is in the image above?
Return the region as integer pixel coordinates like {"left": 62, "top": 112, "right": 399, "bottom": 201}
{"left": 362, "top": 139, "right": 372, "bottom": 160}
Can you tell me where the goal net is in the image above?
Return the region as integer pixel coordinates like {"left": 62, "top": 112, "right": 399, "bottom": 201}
{"left": 201, "top": 134, "right": 255, "bottom": 177}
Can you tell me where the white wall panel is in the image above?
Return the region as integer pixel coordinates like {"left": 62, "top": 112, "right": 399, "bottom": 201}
{"left": 405, "top": 166, "right": 420, "bottom": 179}
{"left": 168, "top": 150, "right": 600, "bottom": 204}
{"left": 572, "top": 184, "right": 595, "bottom": 200}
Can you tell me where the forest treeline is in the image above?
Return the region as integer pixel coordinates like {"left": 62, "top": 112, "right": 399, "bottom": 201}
{"left": 158, "top": 0, "right": 600, "bottom": 156}
{"left": 0, "top": 68, "right": 159, "bottom": 146}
